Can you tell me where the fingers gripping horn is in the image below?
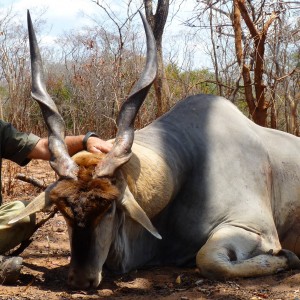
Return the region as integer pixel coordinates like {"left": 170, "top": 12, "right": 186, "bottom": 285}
{"left": 94, "top": 11, "right": 158, "bottom": 178}
{"left": 27, "top": 11, "right": 78, "bottom": 179}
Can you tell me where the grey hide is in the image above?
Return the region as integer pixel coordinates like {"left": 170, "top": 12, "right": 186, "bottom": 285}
{"left": 103, "top": 94, "right": 300, "bottom": 279}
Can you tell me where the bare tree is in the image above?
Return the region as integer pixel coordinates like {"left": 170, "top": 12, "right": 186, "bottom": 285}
{"left": 190, "top": 0, "right": 300, "bottom": 129}
{"left": 0, "top": 8, "right": 46, "bottom": 132}
{"left": 144, "top": 0, "right": 171, "bottom": 116}
{"left": 233, "top": 0, "right": 279, "bottom": 126}
{"left": 0, "top": 8, "right": 29, "bottom": 127}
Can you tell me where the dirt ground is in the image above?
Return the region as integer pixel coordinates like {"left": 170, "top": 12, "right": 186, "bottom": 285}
{"left": 1, "top": 160, "right": 300, "bottom": 300}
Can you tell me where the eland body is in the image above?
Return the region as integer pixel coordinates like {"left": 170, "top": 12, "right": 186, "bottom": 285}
{"left": 11, "top": 10, "right": 300, "bottom": 289}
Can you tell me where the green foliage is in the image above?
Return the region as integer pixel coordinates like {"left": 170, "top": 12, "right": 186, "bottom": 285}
{"left": 48, "top": 76, "right": 72, "bottom": 103}
{"left": 235, "top": 97, "right": 249, "bottom": 115}
{"left": 0, "top": 86, "right": 8, "bottom": 98}
{"left": 181, "top": 68, "right": 217, "bottom": 95}
{"left": 165, "top": 63, "right": 217, "bottom": 102}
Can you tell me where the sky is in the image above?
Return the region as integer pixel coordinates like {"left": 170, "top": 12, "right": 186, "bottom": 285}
{"left": 1, "top": 0, "right": 121, "bottom": 36}
{"left": 0, "top": 0, "right": 211, "bottom": 69}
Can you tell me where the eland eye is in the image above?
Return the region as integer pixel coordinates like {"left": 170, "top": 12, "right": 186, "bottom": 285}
{"left": 106, "top": 204, "right": 114, "bottom": 215}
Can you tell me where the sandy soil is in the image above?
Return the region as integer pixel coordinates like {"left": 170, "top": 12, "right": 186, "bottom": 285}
{"left": 1, "top": 160, "right": 300, "bottom": 300}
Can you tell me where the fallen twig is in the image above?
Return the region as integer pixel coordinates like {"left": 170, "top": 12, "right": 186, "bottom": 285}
{"left": 16, "top": 173, "right": 47, "bottom": 190}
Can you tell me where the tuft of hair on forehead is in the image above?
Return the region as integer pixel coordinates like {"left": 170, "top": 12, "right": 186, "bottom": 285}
{"left": 49, "top": 152, "right": 121, "bottom": 227}
{"left": 72, "top": 151, "right": 105, "bottom": 181}
{"left": 72, "top": 151, "right": 105, "bottom": 166}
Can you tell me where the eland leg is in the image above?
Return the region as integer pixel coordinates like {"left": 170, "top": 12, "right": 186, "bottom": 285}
{"left": 196, "top": 226, "right": 300, "bottom": 279}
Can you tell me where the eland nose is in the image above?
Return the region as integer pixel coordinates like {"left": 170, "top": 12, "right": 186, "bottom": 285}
{"left": 68, "top": 270, "right": 102, "bottom": 289}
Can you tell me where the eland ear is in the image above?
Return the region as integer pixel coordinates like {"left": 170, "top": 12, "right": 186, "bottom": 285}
{"left": 8, "top": 183, "right": 56, "bottom": 225}
{"left": 118, "top": 186, "right": 162, "bottom": 240}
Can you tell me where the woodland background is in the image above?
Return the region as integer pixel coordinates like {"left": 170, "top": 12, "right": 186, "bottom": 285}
{"left": 0, "top": 0, "right": 299, "bottom": 141}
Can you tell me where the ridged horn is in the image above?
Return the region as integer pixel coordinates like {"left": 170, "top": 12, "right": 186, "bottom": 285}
{"left": 94, "top": 11, "right": 157, "bottom": 178}
{"left": 27, "top": 10, "right": 78, "bottom": 179}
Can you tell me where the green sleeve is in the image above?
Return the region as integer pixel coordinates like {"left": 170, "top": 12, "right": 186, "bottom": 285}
{"left": 0, "top": 120, "right": 40, "bottom": 166}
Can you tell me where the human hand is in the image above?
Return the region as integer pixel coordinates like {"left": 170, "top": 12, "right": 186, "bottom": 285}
{"left": 86, "top": 137, "right": 113, "bottom": 153}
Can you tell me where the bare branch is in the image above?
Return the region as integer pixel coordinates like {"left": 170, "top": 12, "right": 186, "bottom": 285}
{"left": 16, "top": 173, "right": 47, "bottom": 190}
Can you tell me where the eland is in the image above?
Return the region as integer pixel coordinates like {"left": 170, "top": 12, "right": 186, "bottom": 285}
{"left": 10, "top": 10, "right": 300, "bottom": 289}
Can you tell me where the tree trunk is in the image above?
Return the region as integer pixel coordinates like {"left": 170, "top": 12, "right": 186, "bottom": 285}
{"left": 232, "top": 0, "right": 278, "bottom": 127}
{"left": 144, "top": 0, "right": 170, "bottom": 117}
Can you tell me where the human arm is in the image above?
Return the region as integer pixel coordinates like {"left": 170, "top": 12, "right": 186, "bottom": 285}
{"left": 27, "top": 135, "right": 113, "bottom": 160}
